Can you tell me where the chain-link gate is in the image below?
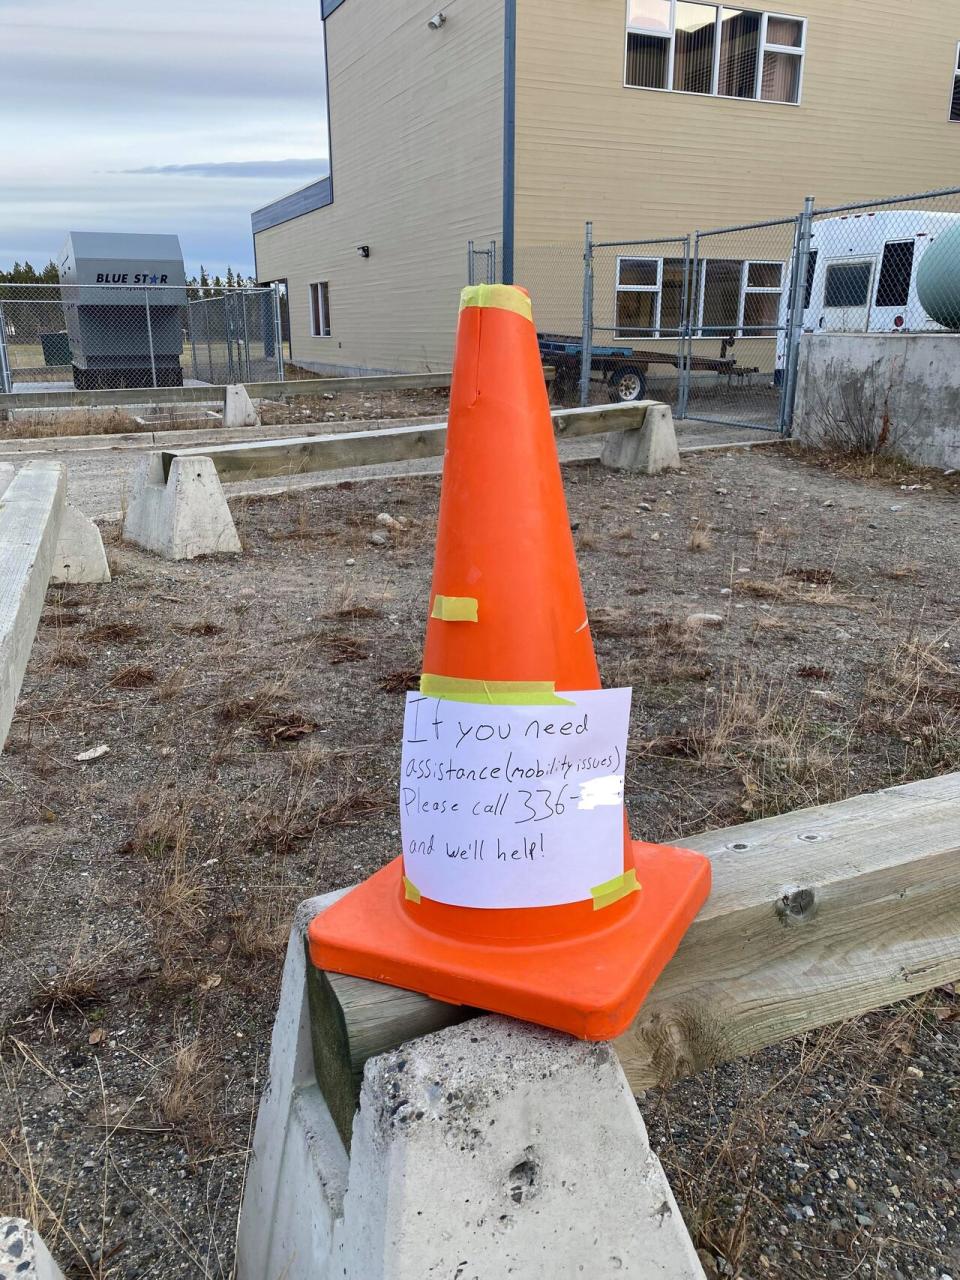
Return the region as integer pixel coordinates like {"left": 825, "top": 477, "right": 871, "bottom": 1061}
{"left": 683, "top": 214, "right": 803, "bottom": 431}
{"left": 0, "top": 282, "right": 283, "bottom": 394}
{"left": 467, "top": 241, "right": 498, "bottom": 286}
{"left": 585, "top": 231, "right": 691, "bottom": 412}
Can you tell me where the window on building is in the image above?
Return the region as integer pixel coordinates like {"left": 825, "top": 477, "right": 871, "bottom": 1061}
{"left": 625, "top": 4, "right": 805, "bottom": 103}
{"left": 309, "top": 281, "right": 331, "bottom": 336}
{"left": 875, "top": 240, "right": 915, "bottom": 308}
{"left": 759, "top": 14, "right": 804, "bottom": 103}
{"left": 823, "top": 262, "right": 872, "bottom": 309}
{"left": 742, "top": 260, "right": 784, "bottom": 333}
{"left": 615, "top": 256, "right": 687, "bottom": 336}
{"left": 699, "top": 259, "right": 743, "bottom": 333}
{"left": 697, "top": 258, "right": 785, "bottom": 335}
{"left": 951, "top": 43, "right": 960, "bottom": 121}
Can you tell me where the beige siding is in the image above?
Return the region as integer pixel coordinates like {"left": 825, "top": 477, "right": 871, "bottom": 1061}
{"left": 514, "top": 0, "right": 960, "bottom": 246}
{"left": 255, "top": 0, "right": 503, "bottom": 374}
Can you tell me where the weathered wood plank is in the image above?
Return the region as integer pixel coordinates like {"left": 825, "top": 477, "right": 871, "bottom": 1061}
{"left": 163, "top": 402, "right": 652, "bottom": 484}
{"left": 0, "top": 462, "right": 65, "bottom": 749}
{"left": 0, "top": 372, "right": 454, "bottom": 413}
{"left": 313, "top": 771, "right": 960, "bottom": 1138}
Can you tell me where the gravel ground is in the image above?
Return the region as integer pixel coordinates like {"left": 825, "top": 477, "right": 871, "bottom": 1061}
{"left": 0, "top": 444, "right": 957, "bottom": 1279}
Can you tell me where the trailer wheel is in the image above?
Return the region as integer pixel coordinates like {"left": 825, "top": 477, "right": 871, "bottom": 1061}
{"left": 611, "top": 366, "right": 646, "bottom": 402}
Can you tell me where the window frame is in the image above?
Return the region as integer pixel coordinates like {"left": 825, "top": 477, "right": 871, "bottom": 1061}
{"left": 822, "top": 259, "right": 874, "bottom": 311}
{"left": 757, "top": 11, "right": 806, "bottom": 104}
{"left": 695, "top": 257, "right": 785, "bottom": 337}
{"left": 309, "top": 280, "right": 331, "bottom": 338}
{"left": 615, "top": 255, "right": 664, "bottom": 338}
{"left": 624, "top": 2, "right": 806, "bottom": 104}
{"left": 950, "top": 41, "right": 960, "bottom": 122}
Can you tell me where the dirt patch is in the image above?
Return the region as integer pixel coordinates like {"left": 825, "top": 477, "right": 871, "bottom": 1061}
{"left": 1, "top": 447, "right": 958, "bottom": 1278}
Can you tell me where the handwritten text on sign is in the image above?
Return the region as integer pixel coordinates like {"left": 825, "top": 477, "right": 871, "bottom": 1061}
{"left": 400, "top": 688, "right": 632, "bottom": 909}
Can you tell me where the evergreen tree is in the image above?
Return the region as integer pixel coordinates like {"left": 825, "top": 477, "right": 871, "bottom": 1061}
{"left": 198, "top": 265, "right": 210, "bottom": 298}
{"left": 225, "top": 265, "right": 235, "bottom": 290}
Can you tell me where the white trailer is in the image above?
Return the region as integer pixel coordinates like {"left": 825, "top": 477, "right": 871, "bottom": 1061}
{"left": 775, "top": 209, "right": 960, "bottom": 376}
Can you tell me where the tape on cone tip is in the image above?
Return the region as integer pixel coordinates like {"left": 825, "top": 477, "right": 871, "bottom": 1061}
{"left": 458, "top": 284, "right": 534, "bottom": 324}
{"left": 590, "top": 869, "right": 641, "bottom": 911}
{"left": 403, "top": 876, "right": 421, "bottom": 904}
{"left": 430, "top": 595, "right": 479, "bottom": 623}
{"left": 419, "top": 673, "right": 574, "bottom": 706}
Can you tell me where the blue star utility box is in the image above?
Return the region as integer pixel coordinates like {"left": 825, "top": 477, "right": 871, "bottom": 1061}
{"left": 59, "top": 232, "right": 188, "bottom": 390}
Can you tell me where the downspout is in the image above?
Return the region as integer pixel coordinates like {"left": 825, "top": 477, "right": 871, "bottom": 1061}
{"left": 502, "top": 0, "right": 517, "bottom": 284}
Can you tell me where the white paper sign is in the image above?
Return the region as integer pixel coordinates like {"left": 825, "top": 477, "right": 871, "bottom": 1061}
{"left": 400, "top": 688, "right": 632, "bottom": 909}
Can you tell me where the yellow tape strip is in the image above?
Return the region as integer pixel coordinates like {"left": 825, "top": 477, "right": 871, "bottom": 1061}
{"left": 420, "top": 673, "right": 574, "bottom": 706}
{"left": 431, "top": 595, "right": 479, "bottom": 623}
{"left": 403, "top": 875, "right": 421, "bottom": 904}
{"left": 459, "top": 284, "right": 533, "bottom": 324}
{"left": 590, "top": 868, "right": 641, "bottom": 911}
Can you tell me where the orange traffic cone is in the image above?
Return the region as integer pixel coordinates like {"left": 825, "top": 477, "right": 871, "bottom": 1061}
{"left": 308, "top": 284, "right": 710, "bottom": 1040}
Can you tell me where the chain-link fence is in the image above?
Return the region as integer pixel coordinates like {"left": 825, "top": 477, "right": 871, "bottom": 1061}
{"left": 472, "top": 182, "right": 960, "bottom": 431}
{"left": 0, "top": 282, "right": 283, "bottom": 394}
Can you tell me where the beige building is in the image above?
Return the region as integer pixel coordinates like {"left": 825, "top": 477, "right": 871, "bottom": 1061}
{"left": 252, "top": 0, "right": 960, "bottom": 376}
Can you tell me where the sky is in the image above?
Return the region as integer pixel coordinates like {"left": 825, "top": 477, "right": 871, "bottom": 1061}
{"left": 0, "top": 0, "right": 329, "bottom": 279}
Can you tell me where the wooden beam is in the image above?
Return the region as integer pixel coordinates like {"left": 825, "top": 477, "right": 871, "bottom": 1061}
{"left": 163, "top": 402, "right": 652, "bottom": 484}
{"left": 310, "top": 772, "right": 960, "bottom": 1145}
{"left": 0, "top": 462, "right": 65, "bottom": 749}
{"left": 0, "top": 372, "right": 453, "bottom": 413}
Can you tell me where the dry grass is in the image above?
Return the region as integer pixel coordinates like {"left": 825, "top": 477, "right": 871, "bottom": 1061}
{"left": 45, "top": 640, "right": 88, "bottom": 670}
{"left": 736, "top": 574, "right": 851, "bottom": 609}
{"left": 315, "top": 777, "right": 393, "bottom": 827}
{"left": 85, "top": 621, "right": 145, "bottom": 645}
{"left": 632, "top": 667, "right": 852, "bottom": 818}
{"left": 215, "top": 679, "right": 316, "bottom": 745}
{"left": 153, "top": 1032, "right": 220, "bottom": 1146}
{"left": 378, "top": 665, "right": 420, "bottom": 694}
{"left": 30, "top": 942, "right": 116, "bottom": 1018}
{"left": 687, "top": 524, "right": 713, "bottom": 552}
{"left": 176, "top": 620, "right": 224, "bottom": 638}
{"left": 108, "top": 664, "right": 156, "bottom": 689}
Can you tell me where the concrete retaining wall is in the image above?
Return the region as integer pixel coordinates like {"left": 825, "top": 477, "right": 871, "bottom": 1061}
{"left": 793, "top": 332, "right": 960, "bottom": 470}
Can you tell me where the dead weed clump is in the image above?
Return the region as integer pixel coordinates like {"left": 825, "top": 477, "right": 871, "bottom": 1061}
{"left": 153, "top": 1032, "right": 221, "bottom": 1147}
{"left": 108, "top": 664, "right": 156, "bottom": 689}
{"left": 85, "top": 621, "right": 145, "bottom": 645}
{"left": 216, "top": 680, "right": 317, "bottom": 745}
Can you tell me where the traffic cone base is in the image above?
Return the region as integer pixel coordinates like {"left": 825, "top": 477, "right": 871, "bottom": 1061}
{"left": 307, "top": 839, "right": 710, "bottom": 1042}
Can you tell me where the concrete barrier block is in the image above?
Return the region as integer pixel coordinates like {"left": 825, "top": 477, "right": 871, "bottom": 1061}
{"left": 601, "top": 402, "right": 681, "bottom": 474}
{"left": 1, "top": 463, "right": 65, "bottom": 750}
{"left": 0, "top": 464, "right": 13, "bottom": 497}
{"left": 0, "top": 1217, "right": 67, "bottom": 1280}
{"left": 50, "top": 503, "right": 111, "bottom": 584}
{"left": 334, "top": 1017, "right": 704, "bottom": 1279}
{"left": 238, "top": 896, "right": 704, "bottom": 1280}
{"left": 122, "top": 453, "right": 241, "bottom": 560}
{"left": 223, "top": 384, "right": 261, "bottom": 429}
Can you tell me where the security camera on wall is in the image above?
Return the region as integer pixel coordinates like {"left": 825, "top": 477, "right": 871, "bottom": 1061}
{"left": 427, "top": 12, "right": 445, "bottom": 29}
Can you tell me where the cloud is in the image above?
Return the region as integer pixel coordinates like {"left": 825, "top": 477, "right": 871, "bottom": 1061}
{"left": 0, "top": 0, "right": 329, "bottom": 277}
{"left": 121, "top": 159, "right": 328, "bottom": 179}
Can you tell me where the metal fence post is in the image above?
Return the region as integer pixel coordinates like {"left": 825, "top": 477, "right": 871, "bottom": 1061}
{"left": 677, "top": 234, "right": 692, "bottom": 419}
{"left": 144, "top": 288, "right": 157, "bottom": 389}
{"left": 467, "top": 240, "right": 475, "bottom": 286}
{"left": 780, "top": 194, "right": 814, "bottom": 436}
{"left": 272, "top": 283, "right": 285, "bottom": 381}
{"left": 0, "top": 301, "right": 11, "bottom": 394}
{"left": 579, "top": 221, "right": 594, "bottom": 408}
{"left": 489, "top": 240, "right": 497, "bottom": 285}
